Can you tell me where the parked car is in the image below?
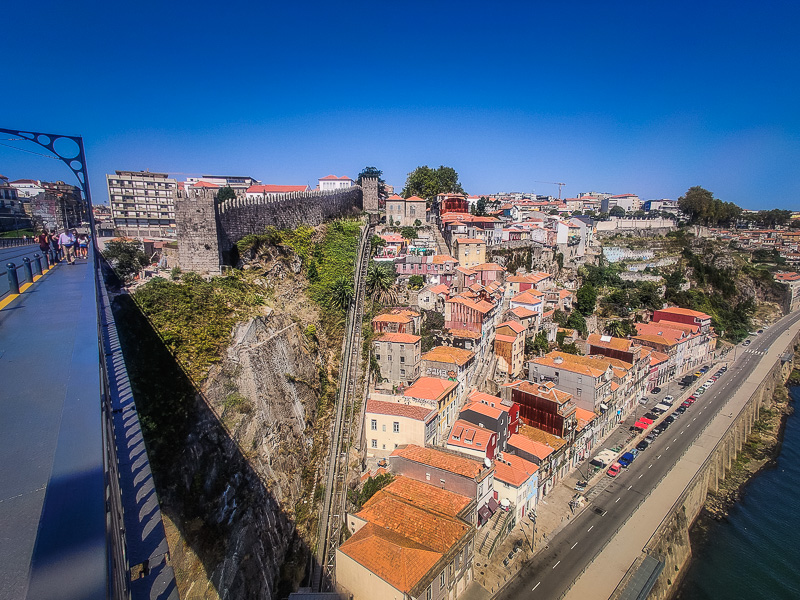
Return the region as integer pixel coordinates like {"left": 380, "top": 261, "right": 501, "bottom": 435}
{"left": 665, "top": 416, "right": 676, "bottom": 426}
{"left": 646, "top": 433, "right": 657, "bottom": 442}
{"left": 722, "top": 366, "right": 728, "bottom": 372}
{"left": 654, "top": 425, "right": 666, "bottom": 435}
{"left": 636, "top": 440, "right": 650, "bottom": 452}
{"left": 644, "top": 412, "right": 657, "bottom": 421}
{"left": 618, "top": 455, "right": 632, "bottom": 468}
{"left": 607, "top": 463, "right": 622, "bottom": 477}
{"left": 620, "top": 451, "right": 636, "bottom": 466}
{"left": 575, "top": 480, "right": 588, "bottom": 491}
{"left": 757, "top": 329, "right": 764, "bottom": 334}
{"left": 677, "top": 406, "right": 687, "bottom": 414}
{"left": 700, "top": 366, "right": 709, "bottom": 373}
{"left": 664, "top": 395, "right": 674, "bottom": 403}
{"left": 744, "top": 340, "right": 751, "bottom": 346}
{"left": 651, "top": 387, "right": 662, "bottom": 394}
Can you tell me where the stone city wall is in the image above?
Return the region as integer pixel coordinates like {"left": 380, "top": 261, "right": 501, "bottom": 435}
{"left": 176, "top": 186, "right": 364, "bottom": 274}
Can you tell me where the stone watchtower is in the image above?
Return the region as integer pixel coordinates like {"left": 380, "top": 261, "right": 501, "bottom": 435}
{"left": 175, "top": 187, "right": 222, "bottom": 275}
{"left": 362, "top": 177, "right": 379, "bottom": 212}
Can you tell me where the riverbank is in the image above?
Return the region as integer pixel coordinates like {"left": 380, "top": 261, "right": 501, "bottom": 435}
{"left": 700, "top": 382, "right": 794, "bottom": 521}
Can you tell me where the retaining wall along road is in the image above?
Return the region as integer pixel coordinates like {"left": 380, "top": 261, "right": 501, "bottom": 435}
{"left": 611, "top": 329, "right": 800, "bottom": 600}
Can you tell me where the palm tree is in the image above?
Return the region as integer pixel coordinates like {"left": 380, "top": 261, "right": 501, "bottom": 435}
{"left": 366, "top": 262, "right": 398, "bottom": 306}
{"left": 605, "top": 320, "right": 626, "bottom": 338}
{"left": 330, "top": 276, "right": 354, "bottom": 311}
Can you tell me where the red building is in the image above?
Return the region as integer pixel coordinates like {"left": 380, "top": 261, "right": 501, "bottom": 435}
{"left": 504, "top": 380, "right": 577, "bottom": 440}
{"left": 439, "top": 193, "right": 469, "bottom": 216}
{"left": 653, "top": 307, "right": 712, "bottom": 334}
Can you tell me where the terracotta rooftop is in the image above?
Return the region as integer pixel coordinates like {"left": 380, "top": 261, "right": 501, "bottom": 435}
{"left": 587, "top": 333, "right": 635, "bottom": 352}
{"left": 373, "top": 313, "right": 413, "bottom": 324}
{"left": 493, "top": 453, "right": 539, "bottom": 487}
{"left": 656, "top": 306, "right": 712, "bottom": 320}
{"left": 509, "top": 306, "right": 537, "bottom": 319}
{"left": 453, "top": 237, "right": 485, "bottom": 245}
{"left": 422, "top": 346, "right": 475, "bottom": 366}
{"left": 574, "top": 407, "right": 597, "bottom": 431}
{"left": 461, "top": 399, "right": 503, "bottom": 420}
{"left": 447, "top": 328, "right": 482, "bottom": 340}
{"left": 366, "top": 399, "right": 437, "bottom": 422}
{"left": 509, "top": 380, "right": 572, "bottom": 405}
{"left": 497, "top": 320, "right": 525, "bottom": 334}
{"left": 380, "top": 476, "right": 472, "bottom": 518}
{"left": 518, "top": 423, "right": 567, "bottom": 451}
{"left": 447, "top": 296, "right": 494, "bottom": 314}
{"left": 338, "top": 522, "right": 441, "bottom": 593}
{"left": 391, "top": 444, "right": 489, "bottom": 479}
{"left": 404, "top": 377, "right": 458, "bottom": 402}
{"left": 375, "top": 332, "right": 421, "bottom": 344}
{"left": 448, "top": 420, "right": 496, "bottom": 451}
{"left": 507, "top": 433, "right": 555, "bottom": 460}
{"left": 431, "top": 254, "right": 458, "bottom": 264}
{"left": 470, "top": 262, "right": 505, "bottom": 272}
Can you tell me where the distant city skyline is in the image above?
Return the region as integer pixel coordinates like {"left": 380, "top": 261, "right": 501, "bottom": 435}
{"left": 2, "top": 1, "right": 798, "bottom": 210}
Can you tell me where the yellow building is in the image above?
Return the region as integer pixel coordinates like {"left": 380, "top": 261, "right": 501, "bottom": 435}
{"left": 452, "top": 237, "right": 486, "bottom": 268}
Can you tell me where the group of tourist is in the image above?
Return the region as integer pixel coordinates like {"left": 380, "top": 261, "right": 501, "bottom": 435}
{"left": 36, "top": 228, "right": 91, "bottom": 264}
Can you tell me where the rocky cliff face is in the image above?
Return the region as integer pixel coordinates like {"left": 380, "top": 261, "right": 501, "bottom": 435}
{"left": 163, "top": 309, "right": 328, "bottom": 600}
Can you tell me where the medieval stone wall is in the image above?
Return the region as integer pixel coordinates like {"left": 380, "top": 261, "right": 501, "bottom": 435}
{"left": 176, "top": 186, "right": 363, "bottom": 273}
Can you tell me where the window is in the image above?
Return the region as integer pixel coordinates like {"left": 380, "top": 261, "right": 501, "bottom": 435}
{"left": 440, "top": 478, "right": 446, "bottom": 485}
{"left": 426, "top": 472, "right": 431, "bottom": 481}
{"left": 440, "top": 571, "right": 445, "bottom": 588}
{"left": 371, "top": 419, "right": 377, "bottom": 431}
{"left": 382, "top": 424, "right": 386, "bottom": 432}
{"left": 393, "top": 422, "right": 400, "bottom": 433}
{"left": 375, "top": 354, "right": 380, "bottom": 360}
{"left": 577, "top": 388, "right": 582, "bottom": 397}
{"left": 400, "top": 368, "right": 406, "bottom": 376}
{"left": 427, "top": 587, "right": 432, "bottom": 600}
{"left": 400, "top": 356, "right": 405, "bottom": 363}
{"left": 371, "top": 439, "right": 377, "bottom": 448}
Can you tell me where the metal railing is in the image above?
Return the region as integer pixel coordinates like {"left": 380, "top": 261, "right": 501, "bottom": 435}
{"left": 1, "top": 249, "right": 59, "bottom": 299}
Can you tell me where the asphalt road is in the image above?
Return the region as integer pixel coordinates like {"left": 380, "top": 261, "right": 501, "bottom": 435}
{"left": 496, "top": 309, "right": 800, "bottom": 600}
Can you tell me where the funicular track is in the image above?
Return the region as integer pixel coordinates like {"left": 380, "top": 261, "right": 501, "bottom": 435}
{"left": 313, "top": 222, "right": 373, "bottom": 591}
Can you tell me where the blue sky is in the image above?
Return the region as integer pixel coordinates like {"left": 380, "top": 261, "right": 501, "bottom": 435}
{"left": 2, "top": 0, "right": 798, "bottom": 209}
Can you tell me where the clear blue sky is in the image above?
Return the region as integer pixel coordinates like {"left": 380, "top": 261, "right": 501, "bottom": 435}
{"left": 2, "top": 0, "right": 798, "bottom": 209}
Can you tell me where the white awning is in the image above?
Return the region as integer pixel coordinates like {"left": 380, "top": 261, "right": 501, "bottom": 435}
{"left": 599, "top": 403, "right": 609, "bottom": 410}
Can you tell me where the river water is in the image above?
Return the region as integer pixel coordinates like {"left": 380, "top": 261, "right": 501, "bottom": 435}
{"left": 675, "top": 386, "right": 800, "bottom": 599}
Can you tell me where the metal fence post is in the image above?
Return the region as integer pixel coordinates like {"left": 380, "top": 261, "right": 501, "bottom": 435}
{"left": 23, "top": 258, "right": 34, "bottom": 283}
{"left": 33, "top": 253, "right": 43, "bottom": 275}
{"left": 7, "top": 263, "right": 20, "bottom": 294}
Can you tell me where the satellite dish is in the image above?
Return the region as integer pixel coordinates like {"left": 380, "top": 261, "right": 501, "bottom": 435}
{"left": 484, "top": 458, "right": 492, "bottom": 468}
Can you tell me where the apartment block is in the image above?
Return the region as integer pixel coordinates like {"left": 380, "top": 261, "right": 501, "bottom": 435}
{"left": 107, "top": 170, "right": 178, "bottom": 238}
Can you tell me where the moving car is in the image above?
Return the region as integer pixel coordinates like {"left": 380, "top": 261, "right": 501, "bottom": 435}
{"left": 607, "top": 462, "right": 622, "bottom": 477}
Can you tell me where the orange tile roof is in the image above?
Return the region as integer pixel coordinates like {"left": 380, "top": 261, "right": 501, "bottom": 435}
{"left": 634, "top": 333, "right": 677, "bottom": 347}
{"left": 431, "top": 254, "right": 458, "bottom": 264}
{"left": 531, "top": 353, "right": 608, "bottom": 378}
{"left": 587, "top": 333, "right": 634, "bottom": 352}
{"left": 497, "top": 320, "right": 525, "bottom": 334}
{"left": 518, "top": 424, "right": 567, "bottom": 451}
{"left": 512, "top": 290, "right": 544, "bottom": 304}
{"left": 391, "top": 444, "right": 487, "bottom": 479}
{"left": 447, "top": 328, "right": 482, "bottom": 339}
{"left": 656, "top": 306, "right": 712, "bottom": 320}
{"left": 467, "top": 390, "right": 504, "bottom": 407}
{"left": 509, "top": 380, "right": 572, "bottom": 405}
{"left": 493, "top": 459, "right": 534, "bottom": 487}
{"left": 495, "top": 334, "right": 517, "bottom": 343}
{"left": 635, "top": 322, "right": 686, "bottom": 344}
{"left": 453, "top": 237, "right": 485, "bottom": 245}
{"left": 428, "top": 283, "right": 450, "bottom": 295}
{"left": 376, "top": 332, "right": 421, "bottom": 344}
{"left": 366, "top": 399, "right": 437, "bottom": 422}
{"left": 508, "top": 433, "right": 554, "bottom": 460}
{"left": 404, "top": 377, "right": 458, "bottom": 402}
{"left": 574, "top": 407, "right": 597, "bottom": 431}
{"left": 422, "top": 346, "right": 475, "bottom": 366}
{"left": 461, "top": 400, "right": 503, "bottom": 420}
{"left": 648, "top": 350, "right": 670, "bottom": 366}
{"left": 447, "top": 296, "right": 494, "bottom": 314}
{"left": 470, "top": 262, "right": 505, "bottom": 272}
{"left": 381, "top": 476, "right": 472, "bottom": 518}
{"left": 509, "top": 306, "right": 537, "bottom": 318}
{"left": 373, "top": 313, "right": 413, "bottom": 324}
{"left": 448, "top": 420, "right": 496, "bottom": 450}
{"left": 192, "top": 180, "right": 219, "bottom": 188}
{"left": 338, "top": 522, "right": 441, "bottom": 593}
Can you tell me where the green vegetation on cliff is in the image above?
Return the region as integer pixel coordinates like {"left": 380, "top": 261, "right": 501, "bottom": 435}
{"left": 133, "top": 272, "right": 265, "bottom": 382}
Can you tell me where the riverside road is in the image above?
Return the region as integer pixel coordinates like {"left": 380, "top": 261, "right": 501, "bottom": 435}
{"left": 496, "top": 309, "right": 800, "bottom": 600}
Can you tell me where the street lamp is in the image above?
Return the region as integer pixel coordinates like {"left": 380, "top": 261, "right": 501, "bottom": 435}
{"left": 522, "top": 519, "right": 534, "bottom": 551}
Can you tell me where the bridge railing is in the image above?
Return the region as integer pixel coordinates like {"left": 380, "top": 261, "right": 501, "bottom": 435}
{"left": 1, "top": 249, "right": 57, "bottom": 299}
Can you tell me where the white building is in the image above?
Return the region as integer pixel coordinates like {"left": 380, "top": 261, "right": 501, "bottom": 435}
{"left": 318, "top": 175, "right": 354, "bottom": 191}
{"left": 107, "top": 170, "right": 178, "bottom": 238}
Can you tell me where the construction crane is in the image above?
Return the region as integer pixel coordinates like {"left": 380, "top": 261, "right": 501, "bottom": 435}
{"left": 534, "top": 181, "right": 566, "bottom": 200}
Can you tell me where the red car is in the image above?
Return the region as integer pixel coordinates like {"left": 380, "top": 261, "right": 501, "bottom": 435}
{"left": 607, "top": 462, "right": 622, "bottom": 477}
{"left": 681, "top": 401, "right": 692, "bottom": 409}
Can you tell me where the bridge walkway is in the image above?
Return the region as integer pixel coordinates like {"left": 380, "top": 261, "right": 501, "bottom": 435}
{"left": 0, "top": 251, "right": 177, "bottom": 599}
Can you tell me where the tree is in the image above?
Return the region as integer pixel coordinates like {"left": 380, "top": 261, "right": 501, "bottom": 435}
{"left": 402, "top": 165, "right": 465, "bottom": 200}
{"left": 366, "top": 262, "right": 398, "bottom": 305}
{"left": 356, "top": 166, "right": 387, "bottom": 198}
{"left": 414, "top": 219, "right": 422, "bottom": 227}
{"left": 609, "top": 206, "right": 626, "bottom": 218}
{"left": 475, "top": 196, "right": 488, "bottom": 216}
{"left": 216, "top": 186, "right": 236, "bottom": 203}
{"left": 575, "top": 283, "right": 597, "bottom": 316}
{"left": 560, "top": 342, "right": 581, "bottom": 355}
{"left": 552, "top": 310, "right": 568, "bottom": 327}
{"left": 527, "top": 330, "right": 549, "bottom": 355}
{"left": 400, "top": 226, "right": 417, "bottom": 241}
{"left": 370, "top": 234, "right": 386, "bottom": 256}
{"left": 678, "top": 186, "right": 741, "bottom": 226}
{"left": 408, "top": 275, "right": 424, "bottom": 290}
{"left": 330, "top": 275, "right": 354, "bottom": 311}
{"left": 604, "top": 320, "right": 626, "bottom": 338}
{"left": 567, "top": 311, "right": 588, "bottom": 337}
{"left": 102, "top": 239, "right": 149, "bottom": 282}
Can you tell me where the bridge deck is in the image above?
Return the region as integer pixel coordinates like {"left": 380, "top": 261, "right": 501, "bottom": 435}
{"left": 0, "top": 253, "right": 177, "bottom": 600}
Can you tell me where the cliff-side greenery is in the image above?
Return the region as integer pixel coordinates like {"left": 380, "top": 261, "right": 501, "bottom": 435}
{"left": 237, "top": 219, "right": 362, "bottom": 318}
{"left": 133, "top": 272, "right": 265, "bottom": 382}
